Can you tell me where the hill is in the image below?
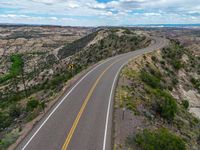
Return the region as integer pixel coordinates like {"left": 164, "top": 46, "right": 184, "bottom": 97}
{"left": 114, "top": 30, "right": 200, "bottom": 150}
{"left": 0, "top": 27, "right": 150, "bottom": 149}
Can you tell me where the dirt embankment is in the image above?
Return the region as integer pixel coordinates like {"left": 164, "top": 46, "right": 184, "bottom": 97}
{"left": 114, "top": 41, "right": 200, "bottom": 150}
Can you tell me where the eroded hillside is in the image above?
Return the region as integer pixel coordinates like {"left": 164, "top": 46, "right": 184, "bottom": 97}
{"left": 0, "top": 27, "right": 150, "bottom": 149}
{"left": 114, "top": 37, "right": 200, "bottom": 150}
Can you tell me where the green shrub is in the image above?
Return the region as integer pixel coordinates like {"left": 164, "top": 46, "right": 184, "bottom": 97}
{"left": 140, "top": 71, "right": 161, "bottom": 89}
{"left": 50, "top": 74, "right": 65, "bottom": 88}
{"left": 190, "top": 78, "right": 200, "bottom": 93}
{"left": 123, "top": 29, "right": 132, "bottom": 34}
{"left": 149, "top": 67, "right": 162, "bottom": 79}
{"left": 191, "top": 77, "right": 197, "bottom": 85}
{"left": 160, "top": 60, "right": 165, "bottom": 65}
{"left": 49, "top": 72, "right": 72, "bottom": 90}
{"left": 26, "top": 98, "right": 39, "bottom": 112}
{"left": 26, "top": 111, "right": 39, "bottom": 122}
{"left": 9, "top": 105, "right": 21, "bottom": 118}
{"left": 172, "top": 77, "right": 179, "bottom": 86}
{"left": 182, "top": 100, "right": 189, "bottom": 109}
{"left": 0, "top": 128, "right": 20, "bottom": 150}
{"left": 162, "top": 42, "right": 184, "bottom": 71}
{"left": 155, "top": 90, "right": 177, "bottom": 121}
{"left": 132, "top": 128, "right": 186, "bottom": 150}
{"left": 172, "top": 60, "right": 182, "bottom": 70}
{"left": 197, "top": 135, "right": 200, "bottom": 145}
{"left": 0, "top": 54, "right": 23, "bottom": 83}
{"left": 0, "top": 74, "right": 12, "bottom": 84}
{"left": 10, "top": 54, "right": 23, "bottom": 77}
{"left": 168, "top": 86, "right": 173, "bottom": 91}
{"left": 39, "top": 101, "right": 46, "bottom": 111}
{"left": 0, "top": 112, "right": 12, "bottom": 130}
{"left": 151, "top": 56, "right": 157, "bottom": 62}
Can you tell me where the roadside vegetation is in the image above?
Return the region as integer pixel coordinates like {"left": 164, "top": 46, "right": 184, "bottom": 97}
{"left": 114, "top": 41, "right": 200, "bottom": 150}
{"left": 0, "top": 28, "right": 149, "bottom": 149}
{"left": 0, "top": 54, "right": 24, "bottom": 83}
{"left": 127, "top": 128, "right": 186, "bottom": 150}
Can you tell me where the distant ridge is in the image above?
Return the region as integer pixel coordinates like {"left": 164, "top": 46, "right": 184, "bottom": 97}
{"left": 125, "top": 24, "right": 200, "bottom": 28}
{"left": 0, "top": 23, "right": 92, "bottom": 28}
{"left": 0, "top": 23, "right": 200, "bottom": 28}
{"left": 0, "top": 23, "right": 66, "bottom": 28}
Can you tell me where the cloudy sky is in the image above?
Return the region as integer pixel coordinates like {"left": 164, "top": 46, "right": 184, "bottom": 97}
{"left": 0, "top": 0, "right": 200, "bottom": 26}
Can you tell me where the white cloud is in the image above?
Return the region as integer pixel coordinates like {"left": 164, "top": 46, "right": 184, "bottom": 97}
{"left": 67, "top": 1, "right": 80, "bottom": 8}
{"left": 0, "top": 0, "right": 199, "bottom": 26}
{"left": 143, "top": 13, "right": 161, "bottom": 17}
{"left": 87, "top": 3, "right": 107, "bottom": 9}
{"left": 31, "top": 0, "right": 64, "bottom": 5}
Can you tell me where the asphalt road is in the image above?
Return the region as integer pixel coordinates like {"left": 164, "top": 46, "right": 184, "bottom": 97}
{"left": 16, "top": 37, "right": 168, "bottom": 150}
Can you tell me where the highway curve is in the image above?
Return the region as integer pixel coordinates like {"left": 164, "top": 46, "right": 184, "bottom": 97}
{"left": 16, "top": 37, "right": 168, "bottom": 150}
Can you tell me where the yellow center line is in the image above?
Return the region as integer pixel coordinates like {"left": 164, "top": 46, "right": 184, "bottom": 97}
{"left": 62, "top": 61, "right": 117, "bottom": 150}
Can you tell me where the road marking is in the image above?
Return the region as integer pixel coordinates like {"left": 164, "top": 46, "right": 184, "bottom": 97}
{"left": 20, "top": 57, "right": 117, "bottom": 150}
{"left": 62, "top": 62, "right": 116, "bottom": 150}
{"left": 102, "top": 60, "right": 129, "bottom": 150}
{"left": 19, "top": 37, "right": 166, "bottom": 150}
{"left": 102, "top": 38, "right": 167, "bottom": 150}
{"left": 102, "top": 41, "right": 167, "bottom": 150}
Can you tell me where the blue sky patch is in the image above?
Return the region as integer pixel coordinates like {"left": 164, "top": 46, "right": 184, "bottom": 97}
{"left": 0, "top": 0, "right": 199, "bottom": 26}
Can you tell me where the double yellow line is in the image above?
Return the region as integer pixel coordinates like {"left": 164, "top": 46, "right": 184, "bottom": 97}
{"left": 62, "top": 61, "right": 116, "bottom": 150}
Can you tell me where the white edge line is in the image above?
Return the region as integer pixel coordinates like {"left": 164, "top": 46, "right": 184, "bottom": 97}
{"left": 102, "top": 59, "right": 129, "bottom": 150}
{"left": 102, "top": 38, "right": 166, "bottom": 150}
{"left": 21, "top": 37, "right": 166, "bottom": 150}
{"left": 21, "top": 56, "right": 117, "bottom": 150}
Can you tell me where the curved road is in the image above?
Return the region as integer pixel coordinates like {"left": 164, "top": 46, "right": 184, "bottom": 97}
{"left": 16, "top": 37, "right": 168, "bottom": 150}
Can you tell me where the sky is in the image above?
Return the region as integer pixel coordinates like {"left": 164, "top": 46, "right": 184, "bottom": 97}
{"left": 0, "top": 0, "right": 200, "bottom": 26}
